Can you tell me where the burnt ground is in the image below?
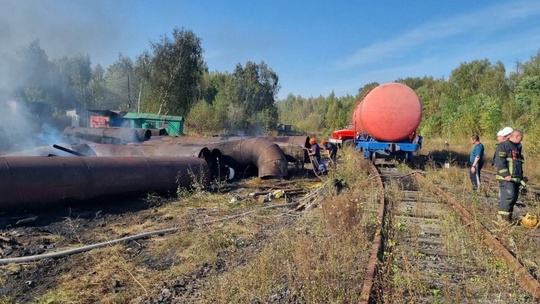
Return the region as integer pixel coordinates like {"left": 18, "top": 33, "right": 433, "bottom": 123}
{"left": 0, "top": 169, "right": 316, "bottom": 303}
{"left": 0, "top": 197, "right": 159, "bottom": 302}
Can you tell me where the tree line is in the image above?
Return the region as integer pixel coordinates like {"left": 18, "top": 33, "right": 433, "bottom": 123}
{"left": 1, "top": 28, "right": 279, "bottom": 136}
{"left": 2, "top": 27, "right": 540, "bottom": 154}
{"left": 278, "top": 52, "right": 540, "bottom": 156}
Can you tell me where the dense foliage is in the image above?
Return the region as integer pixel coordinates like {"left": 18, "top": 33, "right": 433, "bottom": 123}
{"left": 2, "top": 27, "right": 540, "bottom": 153}
{"left": 277, "top": 54, "right": 540, "bottom": 155}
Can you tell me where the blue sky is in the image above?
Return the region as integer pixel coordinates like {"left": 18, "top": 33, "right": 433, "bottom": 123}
{"left": 2, "top": 0, "right": 540, "bottom": 99}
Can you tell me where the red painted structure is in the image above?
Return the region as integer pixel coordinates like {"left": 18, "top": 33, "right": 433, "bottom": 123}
{"left": 357, "top": 83, "right": 422, "bottom": 142}
{"left": 330, "top": 83, "right": 422, "bottom": 144}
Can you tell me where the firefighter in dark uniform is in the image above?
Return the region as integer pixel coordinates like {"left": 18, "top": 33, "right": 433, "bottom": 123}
{"left": 494, "top": 130, "right": 525, "bottom": 223}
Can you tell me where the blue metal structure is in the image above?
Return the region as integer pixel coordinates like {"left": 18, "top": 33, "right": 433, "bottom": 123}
{"left": 354, "top": 134, "right": 419, "bottom": 162}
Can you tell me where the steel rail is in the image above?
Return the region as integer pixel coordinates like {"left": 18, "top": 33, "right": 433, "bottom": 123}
{"left": 358, "top": 161, "right": 385, "bottom": 303}
{"left": 413, "top": 169, "right": 540, "bottom": 299}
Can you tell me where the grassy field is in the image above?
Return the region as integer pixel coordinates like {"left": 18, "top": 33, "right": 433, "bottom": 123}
{"left": 1, "top": 137, "right": 538, "bottom": 303}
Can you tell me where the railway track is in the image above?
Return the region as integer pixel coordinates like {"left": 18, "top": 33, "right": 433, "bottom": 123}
{"left": 361, "top": 160, "right": 540, "bottom": 303}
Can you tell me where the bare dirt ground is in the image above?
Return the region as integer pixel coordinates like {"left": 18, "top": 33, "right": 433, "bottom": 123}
{"left": 0, "top": 167, "right": 323, "bottom": 303}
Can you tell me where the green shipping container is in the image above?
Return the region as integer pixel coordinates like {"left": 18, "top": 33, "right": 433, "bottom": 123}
{"left": 121, "top": 112, "right": 184, "bottom": 136}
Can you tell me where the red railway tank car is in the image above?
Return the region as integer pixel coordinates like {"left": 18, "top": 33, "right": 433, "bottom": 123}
{"left": 354, "top": 82, "right": 422, "bottom": 142}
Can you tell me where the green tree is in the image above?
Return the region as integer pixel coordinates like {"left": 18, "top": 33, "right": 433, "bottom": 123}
{"left": 105, "top": 54, "right": 138, "bottom": 111}
{"left": 70, "top": 54, "right": 92, "bottom": 111}
{"left": 415, "top": 77, "right": 450, "bottom": 137}
{"left": 276, "top": 94, "right": 303, "bottom": 127}
{"left": 50, "top": 56, "right": 76, "bottom": 110}
{"left": 136, "top": 27, "right": 206, "bottom": 116}
{"left": 514, "top": 76, "right": 540, "bottom": 127}
{"left": 185, "top": 72, "right": 233, "bottom": 135}
{"left": 396, "top": 77, "right": 426, "bottom": 90}
{"left": 324, "top": 95, "right": 341, "bottom": 132}
{"left": 357, "top": 82, "right": 379, "bottom": 100}
{"left": 186, "top": 100, "right": 216, "bottom": 135}
{"left": 13, "top": 40, "right": 51, "bottom": 103}
{"left": 520, "top": 49, "right": 540, "bottom": 78}
{"left": 479, "top": 95, "right": 503, "bottom": 135}
{"left": 88, "top": 64, "right": 107, "bottom": 109}
{"left": 48, "top": 54, "right": 92, "bottom": 111}
{"left": 448, "top": 59, "right": 508, "bottom": 99}
{"left": 230, "top": 61, "right": 280, "bottom": 134}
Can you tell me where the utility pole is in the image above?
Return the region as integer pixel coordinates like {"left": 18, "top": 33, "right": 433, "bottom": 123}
{"left": 137, "top": 82, "right": 142, "bottom": 113}
{"left": 127, "top": 74, "right": 132, "bottom": 110}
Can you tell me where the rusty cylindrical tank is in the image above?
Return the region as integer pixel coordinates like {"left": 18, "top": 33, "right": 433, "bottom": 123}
{"left": 264, "top": 136, "right": 310, "bottom": 164}
{"left": 146, "top": 137, "right": 289, "bottom": 179}
{"left": 209, "top": 137, "right": 288, "bottom": 179}
{"left": 85, "top": 143, "right": 226, "bottom": 180}
{"left": 354, "top": 83, "right": 422, "bottom": 142}
{"left": 0, "top": 156, "right": 210, "bottom": 211}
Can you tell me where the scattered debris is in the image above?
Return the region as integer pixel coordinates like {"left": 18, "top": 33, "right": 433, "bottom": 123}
{"left": 15, "top": 216, "right": 38, "bottom": 226}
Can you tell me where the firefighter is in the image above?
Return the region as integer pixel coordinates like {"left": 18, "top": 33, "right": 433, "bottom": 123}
{"left": 494, "top": 130, "right": 525, "bottom": 223}
{"left": 492, "top": 126, "right": 513, "bottom": 166}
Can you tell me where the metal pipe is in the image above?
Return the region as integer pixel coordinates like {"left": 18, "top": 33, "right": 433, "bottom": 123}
{"left": 264, "top": 136, "right": 310, "bottom": 163}
{"left": 146, "top": 137, "right": 290, "bottom": 178}
{"left": 86, "top": 143, "right": 222, "bottom": 180}
{"left": 150, "top": 128, "right": 168, "bottom": 136}
{"left": 0, "top": 156, "right": 210, "bottom": 211}
{"left": 87, "top": 143, "right": 210, "bottom": 158}
{"left": 147, "top": 135, "right": 308, "bottom": 165}
{"left": 2, "top": 143, "right": 97, "bottom": 157}
{"left": 63, "top": 127, "right": 152, "bottom": 143}
{"left": 208, "top": 137, "right": 288, "bottom": 179}
{"left": 52, "top": 144, "right": 86, "bottom": 156}
{"left": 87, "top": 140, "right": 287, "bottom": 179}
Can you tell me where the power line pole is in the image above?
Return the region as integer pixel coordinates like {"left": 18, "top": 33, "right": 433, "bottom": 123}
{"left": 127, "top": 74, "right": 132, "bottom": 110}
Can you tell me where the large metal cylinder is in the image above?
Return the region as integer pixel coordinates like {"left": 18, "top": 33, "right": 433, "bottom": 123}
{"left": 0, "top": 156, "right": 210, "bottom": 211}
{"left": 355, "top": 83, "right": 422, "bottom": 142}
{"left": 352, "top": 101, "right": 365, "bottom": 135}
{"left": 63, "top": 127, "right": 152, "bottom": 143}
{"left": 86, "top": 143, "right": 221, "bottom": 180}
{"left": 209, "top": 137, "right": 288, "bottom": 179}
{"left": 145, "top": 137, "right": 290, "bottom": 179}
{"left": 87, "top": 143, "right": 210, "bottom": 159}
{"left": 264, "top": 136, "right": 310, "bottom": 163}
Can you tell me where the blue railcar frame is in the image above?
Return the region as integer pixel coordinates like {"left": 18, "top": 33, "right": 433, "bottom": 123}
{"left": 354, "top": 135, "right": 419, "bottom": 161}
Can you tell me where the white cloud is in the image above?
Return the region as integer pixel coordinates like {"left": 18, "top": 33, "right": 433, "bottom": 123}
{"left": 339, "top": 0, "right": 540, "bottom": 69}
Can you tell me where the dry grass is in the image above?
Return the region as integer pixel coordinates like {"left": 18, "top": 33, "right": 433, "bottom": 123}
{"left": 203, "top": 196, "right": 375, "bottom": 303}
{"left": 426, "top": 136, "right": 540, "bottom": 183}
{"left": 30, "top": 147, "right": 383, "bottom": 303}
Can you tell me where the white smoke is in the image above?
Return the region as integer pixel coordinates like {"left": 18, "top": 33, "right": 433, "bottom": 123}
{"left": 0, "top": 0, "right": 127, "bottom": 67}
{"left": 0, "top": 101, "right": 38, "bottom": 152}
{"left": 0, "top": 1, "right": 131, "bottom": 154}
